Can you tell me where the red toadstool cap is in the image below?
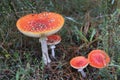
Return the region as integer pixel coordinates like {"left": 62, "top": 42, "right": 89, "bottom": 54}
{"left": 16, "top": 12, "right": 64, "bottom": 37}
{"left": 88, "top": 49, "right": 110, "bottom": 68}
{"left": 47, "top": 34, "right": 61, "bottom": 45}
{"left": 70, "top": 56, "right": 89, "bottom": 69}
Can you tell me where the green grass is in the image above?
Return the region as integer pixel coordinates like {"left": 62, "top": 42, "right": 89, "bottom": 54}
{"left": 0, "top": 0, "right": 120, "bottom": 80}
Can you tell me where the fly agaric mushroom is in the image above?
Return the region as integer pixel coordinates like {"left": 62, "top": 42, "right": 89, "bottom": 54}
{"left": 47, "top": 34, "right": 61, "bottom": 58}
{"left": 16, "top": 12, "right": 64, "bottom": 65}
{"left": 70, "top": 56, "right": 89, "bottom": 78}
{"left": 88, "top": 49, "right": 110, "bottom": 68}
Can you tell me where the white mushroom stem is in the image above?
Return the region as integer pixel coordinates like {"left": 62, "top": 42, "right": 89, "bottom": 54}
{"left": 50, "top": 45, "right": 56, "bottom": 58}
{"left": 78, "top": 68, "right": 86, "bottom": 78}
{"left": 39, "top": 36, "right": 51, "bottom": 65}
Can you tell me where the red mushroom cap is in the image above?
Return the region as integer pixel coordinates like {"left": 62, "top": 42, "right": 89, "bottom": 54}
{"left": 70, "top": 56, "right": 89, "bottom": 69}
{"left": 16, "top": 12, "right": 64, "bottom": 37}
{"left": 47, "top": 34, "right": 61, "bottom": 45}
{"left": 88, "top": 49, "right": 110, "bottom": 68}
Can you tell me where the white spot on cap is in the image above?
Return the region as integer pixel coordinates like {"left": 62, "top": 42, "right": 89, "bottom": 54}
{"left": 49, "top": 18, "right": 55, "bottom": 23}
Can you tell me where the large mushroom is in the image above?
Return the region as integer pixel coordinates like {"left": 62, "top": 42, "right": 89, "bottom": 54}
{"left": 47, "top": 34, "right": 61, "bottom": 58}
{"left": 70, "top": 56, "right": 89, "bottom": 78}
{"left": 16, "top": 12, "right": 64, "bottom": 65}
{"left": 88, "top": 49, "right": 110, "bottom": 68}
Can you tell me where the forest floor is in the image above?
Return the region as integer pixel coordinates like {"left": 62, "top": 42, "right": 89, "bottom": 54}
{"left": 0, "top": 0, "right": 120, "bottom": 80}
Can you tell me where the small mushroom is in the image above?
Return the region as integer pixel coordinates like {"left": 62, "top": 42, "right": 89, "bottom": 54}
{"left": 88, "top": 49, "right": 110, "bottom": 68}
{"left": 70, "top": 56, "right": 89, "bottom": 78}
{"left": 47, "top": 34, "right": 61, "bottom": 58}
{"left": 16, "top": 12, "right": 64, "bottom": 65}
